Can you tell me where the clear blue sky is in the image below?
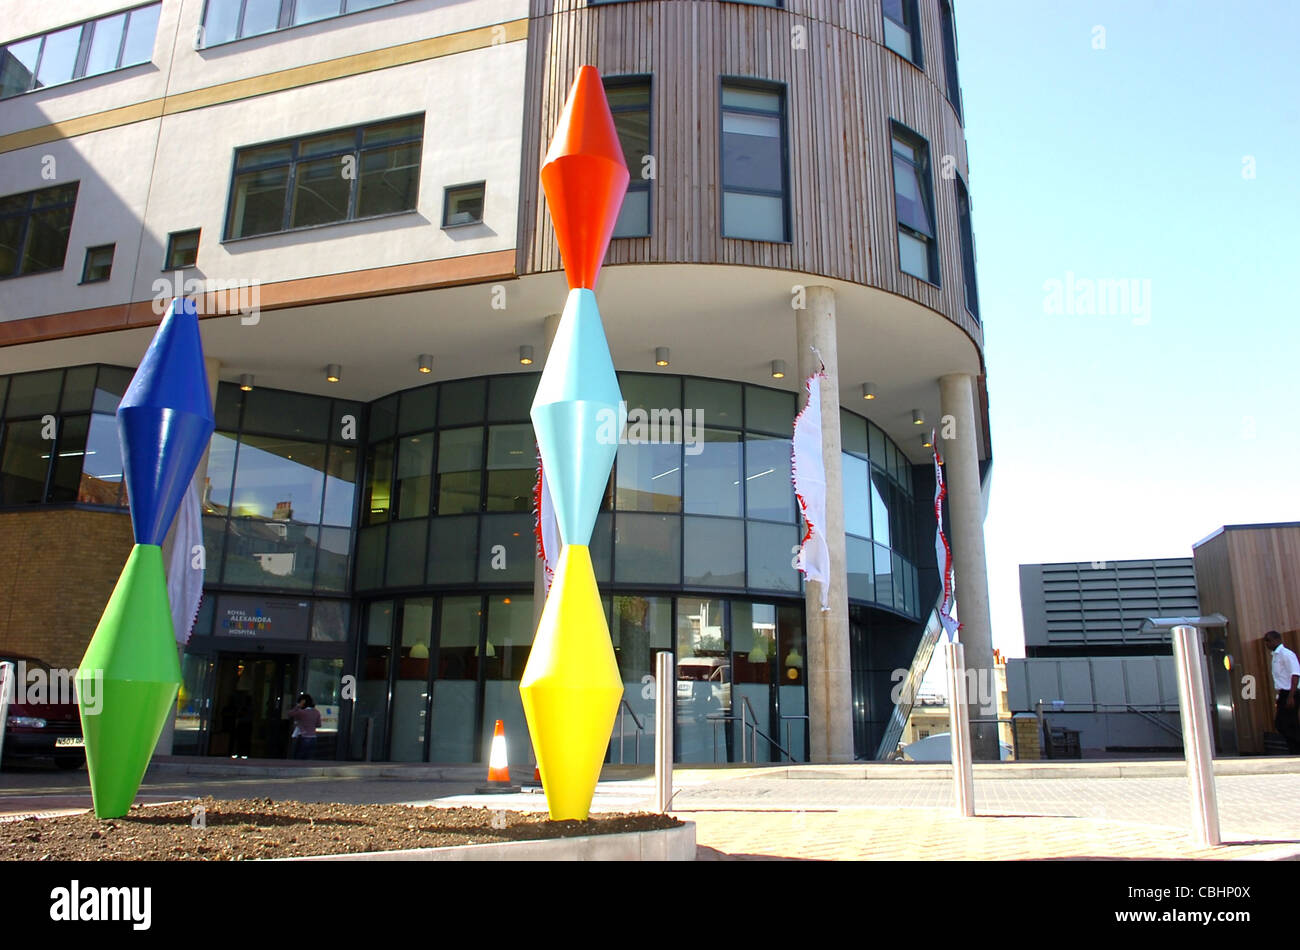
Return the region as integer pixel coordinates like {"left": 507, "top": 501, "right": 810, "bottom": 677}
{"left": 955, "top": 0, "right": 1300, "bottom": 656}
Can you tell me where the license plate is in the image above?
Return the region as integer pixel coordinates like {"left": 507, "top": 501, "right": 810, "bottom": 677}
{"left": 55, "top": 737, "right": 84, "bottom": 748}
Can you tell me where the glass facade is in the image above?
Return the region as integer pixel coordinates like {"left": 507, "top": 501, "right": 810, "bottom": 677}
{"left": 0, "top": 366, "right": 926, "bottom": 763}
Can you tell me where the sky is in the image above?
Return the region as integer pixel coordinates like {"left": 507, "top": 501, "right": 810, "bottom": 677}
{"left": 950, "top": 0, "right": 1300, "bottom": 659}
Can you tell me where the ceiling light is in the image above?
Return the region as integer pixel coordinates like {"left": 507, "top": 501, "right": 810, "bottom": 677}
{"left": 238, "top": 374, "right": 254, "bottom": 392}
{"left": 519, "top": 345, "right": 534, "bottom": 366}
{"left": 770, "top": 359, "right": 786, "bottom": 379}
{"left": 912, "top": 409, "right": 924, "bottom": 425}
{"left": 655, "top": 346, "right": 670, "bottom": 367}
{"left": 862, "top": 383, "right": 876, "bottom": 400}
{"left": 326, "top": 364, "right": 342, "bottom": 383}
{"left": 921, "top": 433, "right": 933, "bottom": 449}
{"left": 417, "top": 354, "right": 433, "bottom": 374}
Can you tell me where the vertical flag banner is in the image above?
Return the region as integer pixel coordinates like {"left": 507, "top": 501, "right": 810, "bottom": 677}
{"left": 166, "top": 475, "right": 205, "bottom": 645}
{"left": 933, "top": 432, "right": 960, "bottom": 640}
{"left": 792, "top": 366, "right": 830, "bottom": 611}
{"left": 533, "top": 458, "right": 559, "bottom": 596}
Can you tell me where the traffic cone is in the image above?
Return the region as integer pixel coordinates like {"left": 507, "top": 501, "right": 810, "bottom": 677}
{"left": 476, "top": 719, "right": 519, "bottom": 794}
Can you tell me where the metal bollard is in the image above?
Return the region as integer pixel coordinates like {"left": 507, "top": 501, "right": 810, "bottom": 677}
{"left": 1172, "top": 625, "right": 1221, "bottom": 846}
{"left": 0, "top": 661, "right": 13, "bottom": 769}
{"left": 654, "top": 652, "right": 674, "bottom": 814}
{"left": 945, "top": 641, "right": 975, "bottom": 817}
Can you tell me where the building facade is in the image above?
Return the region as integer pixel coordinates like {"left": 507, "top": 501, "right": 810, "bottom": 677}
{"left": 1009, "top": 559, "right": 1202, "bottom": 754}
{"left": 0, "top": 0, "right": 992, "bottom": 765}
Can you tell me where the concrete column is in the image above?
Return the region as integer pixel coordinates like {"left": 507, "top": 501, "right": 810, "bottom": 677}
{"left": 795, "top": 286, "right": 854, "bottom": 763}
{"left": 938, "top": 373, "right": 998, "bottom": 760}
{"left": 531, "top": 314, "right": 562, "bottom": 633}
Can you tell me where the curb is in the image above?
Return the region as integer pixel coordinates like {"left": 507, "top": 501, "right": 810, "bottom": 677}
{"left": 272, "top": 821, "right": 696, "bottom": 861}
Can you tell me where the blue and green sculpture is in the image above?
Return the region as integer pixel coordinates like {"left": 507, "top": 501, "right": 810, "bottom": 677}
{"left": 77, "top": 297, "right": 214, "bottom": 819}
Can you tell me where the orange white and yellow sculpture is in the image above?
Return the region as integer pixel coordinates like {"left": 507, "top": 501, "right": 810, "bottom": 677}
{"left": 519, "top": 66, "right": 629, "bottom": 821}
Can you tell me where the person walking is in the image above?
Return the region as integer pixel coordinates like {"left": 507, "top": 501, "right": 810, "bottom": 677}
{"left": 287, "top": 693, "right": 322, "bottom": 760}
{"left": 1265, "top": 631, "right": 1300, "bottom": 754}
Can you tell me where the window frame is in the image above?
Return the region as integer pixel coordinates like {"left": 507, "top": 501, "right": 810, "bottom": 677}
{"left": 0, "top": 181, "right": 80, "bottom": 280}
{"left": 881, "top": 0, "right": 924, "bottom": 68}
{"left": 718, "top": 77, "right": 791, "bottom": 244}
{"left": 164, "top": 229, "right": 201, "bottom": 270}
{"left": 938, "top": 0, "right": 963, "bottom": 122}
{"left": 441, "top": 181, "right": 485, "bottom": 229}
{"left": 888, "top": 120, "right": 940, "bottom": 287}
{"left": 222, "top": 113, "right": 425, "bottom": 242}
{"left": 0, "top": 2, "right": 161, "bottom": 101}
{"left": 604, "top": 74, "right": 654, "bottom": 239}
{"left": 80, "top": 243, "right": 115, "bottom": 284}
{"left": 197, "top": 0, "right": 408, "bottom": 49}
{"left": 954, "top": 174, "right": 979, "bottom": 320}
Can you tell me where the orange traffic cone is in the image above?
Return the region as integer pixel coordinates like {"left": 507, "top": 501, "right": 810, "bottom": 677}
{"left": 476, "top": 719, "right": 519, "bottom": 794}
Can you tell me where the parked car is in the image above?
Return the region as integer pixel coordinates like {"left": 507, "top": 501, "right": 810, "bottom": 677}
{"left": 1, "top": 654, "right": 85, "bottom": 770}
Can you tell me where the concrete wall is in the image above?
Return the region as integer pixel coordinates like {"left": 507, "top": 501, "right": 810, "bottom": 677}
{"left": 1006, "top": 656, "right": 1183, "bottom": 751}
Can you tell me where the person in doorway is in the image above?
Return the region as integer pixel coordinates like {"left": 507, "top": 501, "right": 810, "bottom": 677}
{"left": 288, "top": 693, "right": 322, "bottom": 760}
{"left": 1265, "top": 631, "right": 1300, "bottom": 753}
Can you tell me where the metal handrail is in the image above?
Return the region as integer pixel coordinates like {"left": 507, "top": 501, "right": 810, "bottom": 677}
{"left": 780, "top": 713, "right": 809, "bottom": 762}
{"left": 613, "top": 698, "right": 646, "bottom": 764}
{"left": 740, "top": 696, "right": 799, "bottom": 764}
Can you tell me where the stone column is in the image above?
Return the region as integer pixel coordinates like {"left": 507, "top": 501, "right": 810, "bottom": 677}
{"left": 938, "top": 373, "right": 998, "bottom": 760}
{"left": 531, "top": 314, "right": 562, "bottom": 633}
{"left": 795, "top": 286, "right": 854, "bottom": 763}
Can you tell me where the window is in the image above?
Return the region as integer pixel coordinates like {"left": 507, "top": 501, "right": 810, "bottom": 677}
{"left": 442, "top": 182, "right": 484, "bottom": 227}
{"left": 225, "top": 115, "right": 423, "bottom": 239}
{"left": 200, "top": 0, "right": 404, "bottom": 47}
{"left": 604, "top": 77, "right": 651, "bottom": 238}
{"left": 165, "top": 229, "right": 200, "bottom": 269}
{"left": 938, "top": 0, "right": 963, "bottom": 121}
{"left": 955, "top": 177, "right": 978, "bottom": 318}
{"left": 720, "top": 82, "right": 788, "bottom": 242}
{"left": 890, "top": 123, "right": 938, "bottom": 284}
{"left": 882, "top": 0, "right": 922, "bottom": 65}
{"left": 0, "top": 182, "right": 79, "bottom": 279}
{"left": 0, "top": 3, "right": 160, "bottom": 100}
{"left": 81, "top": 244, "right": 114, "bottom": 283}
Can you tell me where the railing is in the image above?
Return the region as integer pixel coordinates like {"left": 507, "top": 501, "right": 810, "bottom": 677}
{"left": 1032, "top": 700, "right": 1183, "bottom": 747}
{"left": 703, "top": 699, "right": 802, "bottom": 764}
{"left": 610, "top": 699, "right": 646, "bottom": 764}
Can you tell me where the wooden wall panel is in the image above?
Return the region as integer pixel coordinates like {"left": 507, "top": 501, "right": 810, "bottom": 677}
{"left": 519, "top": 0, "right": 981, "bottom": 353}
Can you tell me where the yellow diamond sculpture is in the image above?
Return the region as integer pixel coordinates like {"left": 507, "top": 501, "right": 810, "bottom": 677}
{"left": 519, "top": 545, "right": 623, "bottom": 820}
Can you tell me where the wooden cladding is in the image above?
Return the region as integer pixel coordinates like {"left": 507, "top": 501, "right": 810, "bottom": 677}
{"left": 520, "top": 0, "right": 980, "bottom": 350}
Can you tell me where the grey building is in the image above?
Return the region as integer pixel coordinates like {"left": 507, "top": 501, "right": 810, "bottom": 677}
{"left": 1008, "top": 559, "right": 1200, "bottom": 753}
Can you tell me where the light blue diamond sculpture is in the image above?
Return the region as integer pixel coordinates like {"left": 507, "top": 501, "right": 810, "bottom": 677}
{"left": 530, "top": 288, "right": 625, "bottom": 546}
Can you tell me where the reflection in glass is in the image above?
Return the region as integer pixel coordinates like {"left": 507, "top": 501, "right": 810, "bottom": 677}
{"left": 390, "top": 597, "right": 433, "bottom": 762}
{"left": 616, "top": 440, "right": 680, "bottom": 512}
{"left": 683, "top": 517, "right": 744, "bottom": 588}
{"left": 78, "top": 412, "right": 126, "bottom": 506}
{"left": 428, "top": 514, "right": 477, "bottom": 584}
{"left": 222, "top": 519, "right": 319, "bottom": 589}
{"left": 847, "top": 535, "right": 875, "bottom": 602}
{"left": 321, "top": 443, "right": 357, "bottom": 526}
{"left": 437, "top": 427, "right": 482, "bottom": 514}
{"left": 311, "top": 599, "right": 350, "bottom": 641}
{"left": 431, "top": 596, "right": 480, "bottom": 762}
{"left": 0, "top": 419, "right": 49, "bottom": 504}
{"left": 676, "top": 598, "right": 729, "bottom": 762}
{"left": 870, "top": 471, "right": 891, "bottom": 548}
{"left": 609, "top": 595, "right": 670, "bottom": 762}
{"left": 363, "top": 440, "right": 393, "bottom": 525}
{"left": 352, "top": 600, "right": 391, "bottom": 759}
{"left": 229, "top": 435, "right": 326, "bottom": 523}
{"left": 485, "top": 424, "right": 534, "bottom": 512}
{"left": 613, "top": 513, "right": 680, "bottom": 585}
{"left": 395, "top": 434, "right": 433, "bottom": 519}
{"left": 744, "top": 434, "right": 794, "bottom": 522}
{"left": 843, "top": 453, "right": 871, "bottom": 538}
{"left": 874, "top": 543, "right": 894, "bottom": 608}
{"left": 482, "top": 594, "right": 534, "bottom": 768}
{"left": 683, "top": 428, "right": 741, "bottom": 517}
{"left": 746, "top": 520, "right": 799, "bottom": 592}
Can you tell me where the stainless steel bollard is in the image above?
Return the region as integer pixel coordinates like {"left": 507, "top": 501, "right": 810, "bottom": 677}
{"left": 945, "top": 641, "right": 975, "bottom": 817}
{"left": 0, "top": 661, "right": 13, "bottom": 769}
{"left": 1172, "top": 625, "right": 1221, "bottom": 846}
{"left": 654, "top": 652, "right": 674, "bottom": 814}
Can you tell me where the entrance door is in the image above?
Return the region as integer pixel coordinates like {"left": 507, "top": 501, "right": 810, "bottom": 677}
{"left": 209, "top": 654, "right": 299, "bottom": 758}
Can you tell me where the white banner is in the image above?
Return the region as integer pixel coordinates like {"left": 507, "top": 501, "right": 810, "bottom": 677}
{"left": 166, "top": 475, "right": 205, "bottom": 645}
{"left": 535, "top": 457, "right": 559, "bottom": 595}
{"left": 792, "top": 370, "right": 830, "bottom": 611}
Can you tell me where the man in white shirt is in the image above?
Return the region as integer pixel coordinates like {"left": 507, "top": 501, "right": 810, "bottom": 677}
{"left": 1265, "top": 630, "right": 1300, "bottom": 753}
